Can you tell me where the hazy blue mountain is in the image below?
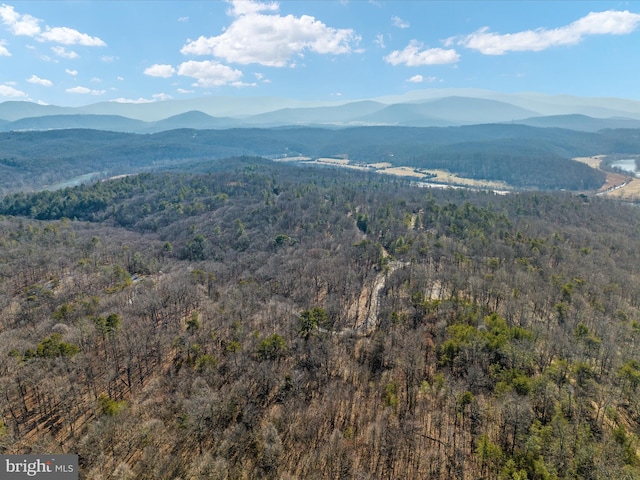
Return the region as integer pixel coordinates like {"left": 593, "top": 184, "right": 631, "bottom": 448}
{"left": 513, "top": 114, "right": 640, "bottom": 132}
{"left": 77, "top": 96, "right": 343, "bottom": 121}
{"left": 351, "top": 103, "right": 449, "bottom": 126}
{"left": 4, "top": 114, "right": 148, "bottom": 132}
{"left": 0, "top": 101, "right": 76, "bottom": 121}
{"left": 244, "top": 100, "right": 387, "bottom": 126}
{"left": 372, "top": 89, "right": 640, "bottom": 120}
{"left": 2, "top": 89, "right": 640, "bottom": 131}
{"left": 354, "top": 97, "right": 538, "bottom": 126}
{"left": 416, "top": 97, "right": 539, "bottom": 123}
{"left": 504, "top": 93, "right": 640, "bottom": 119}
{"left": 148, "top": 111, "right": 242, "bottom": 131}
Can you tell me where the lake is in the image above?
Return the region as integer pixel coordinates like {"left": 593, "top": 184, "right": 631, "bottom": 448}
{"left": 611, "top": 159, "right": 638, "bottom": 175}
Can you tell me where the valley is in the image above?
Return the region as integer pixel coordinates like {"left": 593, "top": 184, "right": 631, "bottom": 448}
{"left": 1, "top": 98, "right": 640, "bottom": 479}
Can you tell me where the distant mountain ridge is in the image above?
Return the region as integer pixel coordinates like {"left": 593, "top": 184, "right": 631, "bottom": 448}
{"left": 1, "top": 89, "right": 640, "bottom": 132}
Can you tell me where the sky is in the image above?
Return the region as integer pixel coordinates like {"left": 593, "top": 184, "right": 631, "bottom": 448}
{"left": 0, "top": 0, "right": 639, "bottom": 106}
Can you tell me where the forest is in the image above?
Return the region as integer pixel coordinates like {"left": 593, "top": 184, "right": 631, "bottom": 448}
{"left": 2, "top": 152, "right": 640, "bottom": 479}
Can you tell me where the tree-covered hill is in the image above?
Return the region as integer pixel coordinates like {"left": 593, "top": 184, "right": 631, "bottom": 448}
{"left": 3, "top": 124, "right": 640, "bottom": 195}
{"left": 3, "top": 161, "right": 640, "bottom": 478}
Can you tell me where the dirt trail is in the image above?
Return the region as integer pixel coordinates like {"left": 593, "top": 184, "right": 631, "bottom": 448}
{"left": 328, "top": 260, "right": 407, "bottom": 337}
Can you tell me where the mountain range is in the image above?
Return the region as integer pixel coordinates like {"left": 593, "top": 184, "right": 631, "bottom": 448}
{"left": 1, "top": 89, "right": 640, "bottom": 133}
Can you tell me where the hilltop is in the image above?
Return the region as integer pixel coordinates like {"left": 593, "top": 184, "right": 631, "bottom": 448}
{"left": 2, "top": 89, "right": 640, "bottom": 132}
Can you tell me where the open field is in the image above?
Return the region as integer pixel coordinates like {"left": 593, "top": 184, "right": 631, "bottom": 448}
{"left": 598, "top": 171, "right": 630, "bottom": 193}
{"left": 294, "top": 157, "right": 514, "bottom": 190}
{"left": 279, "top": 153, "right": 640, "bottom": 197}
{"left": 573, "top": 155, "right": 640, "bottom": 200}
{"left": 377, "top": 166, "right": 426, "bottom": 178}
{"left": 600, "top": 177, "right": 640, "bottom": 199}
{"left": 573, "top": 155, "right": 607, "bottom": 169}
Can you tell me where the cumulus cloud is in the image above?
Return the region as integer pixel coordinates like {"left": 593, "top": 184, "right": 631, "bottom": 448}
{"left": 66, "top": 86, "right": 105, "bottom": 95}
{"left": 0, "top": 4, "right": 40, "bottom": 36}
{"left": 455, "top": 10, "right": 640, "bottom": 55}
{"left": 110, "top": 97, "right": 156, "bottom": 104}
{"left": 254, "top": 72, "right": 271, "bottom": 83}
{"left": 177, "top": 60, "right": 246, "bottom": 87}
{"left": 392, "top": 16, "right": 409, "bottom": 29}
{"left": 407, "top": 74, "right": 438, "bottom": 83}
{"left": 65, "top": 68, "right": 78, "bottom": 76}
{"left": 152, "top": 93, "right": 173, "bottom": 101}
{"left": 374, "top": 33, "right": 385, "bottom": 48}
{"left": 180, "top": 0, "right": 360, "bottom": 67}
{"left": 228, "top": 0, "right": 278, "bottom": 17}
{"left": 0, "top": 83, "right": 27, "bottom": 97}
{"left": 51, "top": 46, "right": 78, "bottom": 58}
{"left": 27, "top": 74, "right": 52, "bottom": 86}
{"left": 0, "top": 4, "right": 105, "bottom": 46}
{"left": 144, "top": 64, "right": 176, "bottom": 78}
{"left": 39, "top": 26, "right": 105, "bottom": 46}
{"left": 384, "top": 40, "right": 460, "bottom": 66}
{"left": 0, "top": 40, "right": 9, "bottom": 56}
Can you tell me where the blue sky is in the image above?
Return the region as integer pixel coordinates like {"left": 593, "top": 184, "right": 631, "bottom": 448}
{"left": 0, "top": 0, "right": 639, "bottom": 106}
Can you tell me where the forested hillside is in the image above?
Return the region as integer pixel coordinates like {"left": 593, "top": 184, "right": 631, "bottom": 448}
{"left": 3, "top": 124, "right": 639, "bottom": 195}
{"left": 2, "top": 160, "right": 640, "bottom": 478}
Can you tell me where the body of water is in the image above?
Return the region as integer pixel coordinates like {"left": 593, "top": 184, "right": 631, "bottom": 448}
{"left": 611, "top": 159, "right": 638, "bottom": 174}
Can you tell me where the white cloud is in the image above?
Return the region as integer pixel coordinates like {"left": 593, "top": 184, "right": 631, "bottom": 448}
{"left": 407, "top": 74, "right": 438, "bottom": 83}
{"left": 152, "top": 93, "right": 173, "bottom": 101}
{"left": 66, "top": 86, "right": 105, "bottom": 95}
{"left": 180, "top": 0, "right": 361, "bottom": 67}
{"left": 178, "top": 16, "right": 189, "bottom": 23}
{"left": 384, "top": 40, "right": 460, "bottom": 66}
{"left": 177, "top": 60, "right": 246, "bottom": 87}
{"left": 0, "top": 4, "right": 106, "bottom": 46}
{"left": 392, "top": 16, "right": 409, "bottom": 29}
{"left": 51, "top": 46, "right": 78, "bottom": 59}
{"left": 65, "top": 68, "right": 78, "bottom": 76}
{"left": 101, "top": 55, "right": 116, "bottom": 63}
{"left": 111, "top": 97, "right": 156, "bottom": 104}
{"left": 0, "top": 40, "right": 9, "bottom": 56}
{"left": 254, "top": 72, "right": 271, "bottom": 83}
{"left": 374, "top": 33, "right": 385, "bottom": 48}
{"left": 0, "top": 83, "right": 27, "bottom": 97}
{"left": 144, "top": 64, "right": 176, "bottom": 78}
{"left": 228, "top": 0, "right": 279, "bottom": 17}
{"left": 456, "top": 10, "right": 640, "bottom": 55}
{"left": 177, "top": 88, "right": 194, "bottom": 94}
{"left": 0, "top": 4, "right": 40, "bottom": 36}
{"left": 27, "top": 74, "right": 52, "bottom": 86}
{"left": 39, "top": 26, "right": 105, "bottom": 46}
